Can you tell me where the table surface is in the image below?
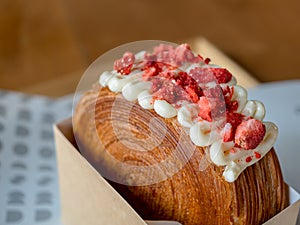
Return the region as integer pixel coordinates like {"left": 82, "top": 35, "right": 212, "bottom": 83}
{"left": 1, "top": 0, "right": 300, "bottom": 97}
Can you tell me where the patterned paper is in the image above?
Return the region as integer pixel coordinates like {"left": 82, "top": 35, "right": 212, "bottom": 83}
{"left": 0, "top": 89, "right": 74, "bottom": 225}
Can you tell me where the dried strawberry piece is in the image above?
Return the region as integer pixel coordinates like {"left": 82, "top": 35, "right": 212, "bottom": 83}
{"left": 152, "top": 78, "right": 190, "bottom": 104}
{"left": 160, "top": 69, "right": 178, "bottom": 79}
{"left": 223, "top": 123, "right": 234, "bottom": 142}
{"left": 227, "top": 100, "right": 239, "bottom": 112}
{"left": 185, "top": 86, "right": 199, "bottom": 103}
{"left": 198, "top": 97, "right": 212, "bottom": 122}
{"left": 142, "top": 62, "right": 167, "bottom": 80}
{"left": 234, "top": 118, "right": 266, "bottom": 150}
{"left": 189, "top": 67, "right": 215, "bottom": 83}
{"left": 222, "top": 85, "right": 234, "bottom": 101}
{"left": 254, "top": 151, "right": 261, "bottom": 159}
{"left": 150, "top": 77, "right": 163, "bottom": 93}
{"left": 245, "top": 156, "right": 252, "bottom": 163}
{"left": 204, "top": 58, "right": 211, "bottom": 64}
{"left": 210, "top": 68, "right": 232, "bottom": 83}
{"left": 153, "top": 44, "right": 175, "bottom": 64}
{"left": 226, "top": 112, "right": 244, "bottom": 129}
{"left": 203, "top": 86, "right": 223, "bottom": 98}
{"left": 174, "top": 44, "right": 200, "bottom": 65}
{"left": 220, "top": 86, "right": 238, "bottom": 112}
{"left": 222, "top": 111, "right": 244, "bottom": 142}
{"left": 143, "top": 67, "right": 158, "bottom": 80}
{"left": 175, "top": 71, "right": 203, "bottom": 103}
{"left": 203, "top": 86, "right": 227, "bottom": 118}
{"left": 189, "top": 67, "right": 232, "bottom": 84}
{"left": 197, "top": 54, "right": 204, "bottom": 61}
{"left": 114, "top": 52, "right": 135, "bottom": 75}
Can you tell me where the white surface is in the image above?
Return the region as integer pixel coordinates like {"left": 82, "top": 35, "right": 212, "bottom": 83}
{"left": 248, "top": 80, "right": 300, "bottom": 192}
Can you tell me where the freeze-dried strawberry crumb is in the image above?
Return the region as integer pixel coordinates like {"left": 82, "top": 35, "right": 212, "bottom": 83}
{"left": 151, "top": 44, "right": 200, "bottom": 66}
{"left": 204, "top": 58, "right": 211, "bottom": 64}
{"left": 142, "top": 61, "right": 167, "bottom": 80}
{"left": 254, "top": 151, "right": 261, "bottom": 159}
{"left": 175, "top": 71, "right": 203, "bottom": 102}
{"left": 223, "top": 123, "right": 234, "bottom": 142}
{"left": 189, "top": 67, "right": 232, "bottom": 84}
{"left": 153, "top": 44, "right": 175, "bottom": 64}
{"left": 174, "top": 44, "right": 200, "bottom": 64}
{"left": 221, "top": 112, "right": 244, "bottom": 142}
{"left": 190, "top": 67, "right": 215, "bottom": 83}
{"left": 197, "top": 86, "right": 233, "bottom": 121}
{"left": 212, "top": 68, "right": 232, "bottom": 84}
{"left": 114, "top": 52, "right": 135, "bottom": 75}
{"left": 234, "top": 119, "right": 266, "bottom": 150}
{"left": 226, "top": 112, "right": 244, "bottom": 130}
{"left": 198, "top": 97, "right": 212, "bottom": 122}
{"left": 245, "top": 156, "right": 252, "bottom": 163}
{"left": 150, "top": 70, "right": 203, "bottom": 104}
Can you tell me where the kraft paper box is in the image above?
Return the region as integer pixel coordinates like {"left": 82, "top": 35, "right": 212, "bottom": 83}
{"left": 53, "top": 38, "right": 300, "bottom": 225}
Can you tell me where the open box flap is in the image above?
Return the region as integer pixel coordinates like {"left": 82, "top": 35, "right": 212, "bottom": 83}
{"left": 54, "top": 120, "right": 147, "bottom": 225}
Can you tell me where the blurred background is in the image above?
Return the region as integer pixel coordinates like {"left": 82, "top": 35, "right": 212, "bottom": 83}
{"left": 1, "top": 2, "right": 300, "bottom": 223}
{"left": 0, "top": 0, "right": 300, "bottom": 97}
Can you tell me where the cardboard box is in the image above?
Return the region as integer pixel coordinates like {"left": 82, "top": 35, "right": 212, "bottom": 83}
{"left": 54, "top": 38, "right": 300, "bottom": 225}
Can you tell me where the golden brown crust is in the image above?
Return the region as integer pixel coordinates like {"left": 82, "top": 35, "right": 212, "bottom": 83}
{"left": 73, "top": 84, "right": 288, "bottom": 225}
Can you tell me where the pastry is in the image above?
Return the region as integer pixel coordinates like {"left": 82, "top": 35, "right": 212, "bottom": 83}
{"left": 73, "top": 43, "right": 287, "bottom": 224}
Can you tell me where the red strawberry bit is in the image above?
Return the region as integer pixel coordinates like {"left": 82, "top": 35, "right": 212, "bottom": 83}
{"left": 203, "top": 86, "right": 223, "bottom": 98}
{"left": 197, "top": 54, "right": 204, "bottom": 61}
{"left": 197, "top": 97, "right": 213, "bottom": 122}
{"left": 142, "top": 67, "right": 158, "bottom": 80}
{"left": 151, "top": 77, "right": 191, "bottom": 104}
{"left": 254, "top": 151, "right": 261, "bottom": 159}
{"left": 222, "top": 86, "right": 238, "bottom": 111}
{"left": 114, "top": 52, "right": 135, "bottom": 75}
{"left": 149, "top": 77, "right": 163, "bottom": 93}
{"left": 189, "top": 67, "right": 215, "bottom": 83}
{"left": 175, "top": 71, "right": 202, "bottom": 102}
{"left": 203, "top": 86, "right": 228, "bottom": 119}
{"left": 211, "top": 68, "right": 232, "bottom": 84}
{"left": 245, "top": 156, "right": 252, "bottom": 163}
{"left": 174, "top": 44, "right": 200, "bottom": 65}
{"left": 149, "top": 70, "right": 203, "bottom": 104}
{"left": 189, "top": 67, "right": 232, "bottom": 84}
{"left": 234, "top": 119, "right": 266, "bottom": 150}
{"left": 185, "top": 86, "right": 199, "bottom": 103}
{"left": 227, "top": 100, "right": 239, "bottom": 112}
{"left": 151, "top": 44, "right": 200, "bottom": 66}
{"left": 223, "top": 123, "right": 234, "bottom": 142}
{"left": 226, "top": 112, "right": 244, "bottom": 129}
{"left": 153, "top": 44, "right": 175, "bottom": 64}
{"left": 204, "top": 58, "right": 211, "bottom": 64}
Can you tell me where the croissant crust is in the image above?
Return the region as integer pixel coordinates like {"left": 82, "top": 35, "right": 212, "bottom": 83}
{"left": 73, "top": 84, "right": 287, "bottom": 225}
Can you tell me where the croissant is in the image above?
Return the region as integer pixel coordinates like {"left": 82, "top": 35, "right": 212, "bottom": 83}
{"left": 73, "top": 43, "right": 288, "bottom": 225}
